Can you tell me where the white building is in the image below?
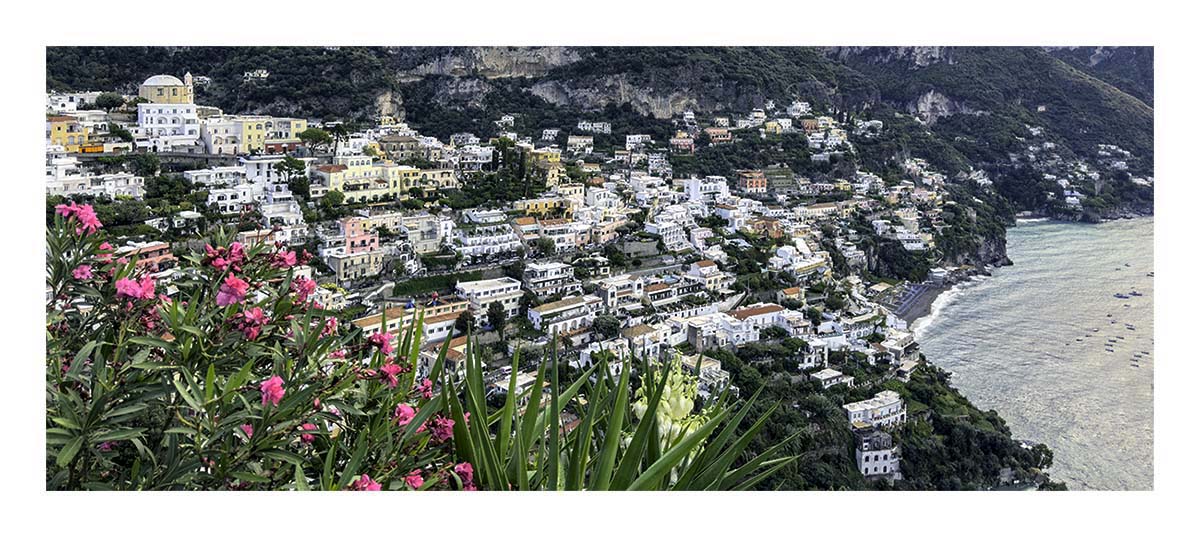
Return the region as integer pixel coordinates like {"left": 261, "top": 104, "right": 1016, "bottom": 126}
{"left": 843, "top": 390, "right": 907, "bottom": 429}
{"left": 456, "top": 277, "right": 523, "bottom": 325}
{"left": 528, "top": 295, "right": 602, "bottom": 335}
{"left": 684, "top": 176, "right": 731, "bottom": 204}
{"left": 45, "top": 146, "right": 144, "bottom": 199}
{"left": 594, "top": 274, "right": 645, "bottom": 312}
{"left": 452, "top": 224, "right": 524, "bottom": 263}
{"left": 811, "top": 368, "right": 854, "bottom": 389}
{"left": 523, "top": 261, "right": 582, "bottom": 299}
{"left": 855, "top": 429, "right": 901, "bottom": 478}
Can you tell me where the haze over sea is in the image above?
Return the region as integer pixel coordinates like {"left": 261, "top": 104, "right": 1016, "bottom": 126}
{"left": 914, "top": 218, "right": 1153, "bottom": 490}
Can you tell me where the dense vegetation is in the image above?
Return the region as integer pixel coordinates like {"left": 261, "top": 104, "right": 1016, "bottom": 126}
{"left": 704, "top": 344, "right": 1059, "bottom": 490}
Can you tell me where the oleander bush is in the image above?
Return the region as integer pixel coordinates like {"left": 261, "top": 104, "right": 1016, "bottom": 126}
{"left": 46, "top": 203, "right": 794, "bottom": 490}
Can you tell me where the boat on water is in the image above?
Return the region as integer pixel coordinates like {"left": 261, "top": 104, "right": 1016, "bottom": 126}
{"left": 1147, "top": 272, "right": 1155, "bottom": 277}
{"left": 1092, "top": 328, "right": 1100, "bottom": 332}
{"left": 1114, "top": 293, "right": 1130, "bottom": 299}
{"left": 1130, "top": 290, "right": 1143, "bottom": 297}
{"left": 1117, "top": 336, "right": 1125, "bottom": 340}
{"left": 1106, "top": 348, "right": 1114, "bottom": 352}
{"left": 1076, "top": 337, "right": 1083, "bottom": 342}
{"left": 1127, "top": 326, "right": 1136, "bottom": 331}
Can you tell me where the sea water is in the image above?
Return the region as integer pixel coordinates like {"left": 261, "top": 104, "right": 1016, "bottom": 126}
{"left": 914, "top": 218, "right": 1153, "bottom": 490}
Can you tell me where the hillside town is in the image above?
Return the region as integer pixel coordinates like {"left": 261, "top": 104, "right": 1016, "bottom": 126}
{"left": 46, "top": 72, "right": 1101, "bottom": 483}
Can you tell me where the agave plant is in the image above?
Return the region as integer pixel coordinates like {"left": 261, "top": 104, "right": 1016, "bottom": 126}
{"left": 446, "top": 336, "right": 800, "bottom": 491}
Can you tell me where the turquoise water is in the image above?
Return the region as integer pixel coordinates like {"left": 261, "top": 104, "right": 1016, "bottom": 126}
{"left": 914, "top": 218, "right": 1153, "bottom": 490}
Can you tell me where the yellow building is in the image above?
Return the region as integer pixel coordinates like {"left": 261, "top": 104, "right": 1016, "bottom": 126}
{"left": 530, "top": 146, "right": 562, "bottom": 166}
{"left": 764, "top": 120, "right": 784, "bottom": 135}
{"left": 515, "top": 195, "right": 573, "bottom": 217}
{"left": 138, "top": 73, "right": 194, "bottom": 104}
{"left": 314, "top": 155, "right": 423, "bottom": 204}
{"left": 46, "top": 116, "right": 89, "bottom": 153}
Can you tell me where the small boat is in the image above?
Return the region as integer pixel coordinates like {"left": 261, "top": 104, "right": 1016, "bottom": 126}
{"left": 1092, "top": 328, "right": 1100, "bottom": 332}
{"left": 1114, "top": 293, "right": 1130, "bottom": 299}
{"left": 1127, "top": 326, "right": 1136, "bottom": 331}
{"left": 1124, "top": 263, "right": 1131, "bottom": 267}
{"left": 1130, "top": 291, "right": 1143, "bottom": 297}
{"left": 1076, "top": 337, "right": 1083, "bottom": 342}
{"left": 1117, "top": 336, "right": 1125, "bottom": 340}
{"left": 1106, "top": 313, "right": 1113, "bottom": 317}
{"left": 1106, "top": 348, "right": 1114, "bottom": 353}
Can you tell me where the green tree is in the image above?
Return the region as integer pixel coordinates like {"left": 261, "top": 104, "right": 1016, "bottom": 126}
{"left": 487, "top": 302, "right": 506, "bottom": 339}
{"left": 94, "top": 92, "right": 125, "bottom": 111}
{"left": 298, "top": 128, "right": 333, "bottom": 152}
{"left": 593, "top": 315, "right": 622, "bottom": 339}
{"left": 321, "top": 190, "right": 345, "bottom": 209}
{"left": 130, "top": 153, "right": 160, "bottom": 178}
{"left": 535, "top": 238, "right": 556, "bottom": 257}
{"left": 274, "top": 156, "right": 310, "bottom": 199}
{"left": 454, "top": 310, "right": 475, "bottom": 334}
{"left": 107, "top": 123, "right": 133, "bottom": 143}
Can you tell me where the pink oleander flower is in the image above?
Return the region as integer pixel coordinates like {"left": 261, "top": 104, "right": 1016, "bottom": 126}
{"left": 430, "top": 415, "right": 455, "bottom": 443}
{"left": 74, "top": 204, "right": 102, "bottom": 235}
{"left": 329, "top": 349, "right": 347, "bottom": 360}
{"left": 404, "top": 470, "right": 424, "bottom": 489}
{"left": 393, "top": 403, "right": 416, "bottom": 427}
{"left": 97, "top": 242, "right": 113, "bottom": 262}
{"left": 291, "top": 276, "right": 317, "bottom": 303}
{"left": 299, "top": 423, "right": 317, "bottom": 444}
{"left": 72, "top": 264, "right": 93, "bottom": 280}
{"left": 98, "top": 441, "right": 115, "bottom": 453}
{"left": 115, "top": 275, "right": 156, "bottom": 300}
{"left": 260, "top": 376, "right": 285, "bottom": 406}
{"left": 379, "top": 361, "right": 403, "bottom": 389}
{"left": 216, "top": 273, "right": 250, "bottom": 306}
{"left": 416, "top": 378, "right": 434, "bottom": 399}
{"left": 240, "top": 424, "right": 254, "bottom": 439}
{"left": 234, "top": 307, "right": 269, "bottom": 340}
{"left": 54, "top": 202, "right": 76, "bottom": 218}
{"left": 454, "top": 462, "right": 474, "bottom": 486}
{"left": 321, "top": 317, "right": 338, "bottom": 337}
{"left": 55, "top": 202, "right": 103, "bottom": 235}
{"left": 203, "top": 242, "right": 247, "bottom": 272}
{"left": 368, "top": 331, "right": 394, "bottom": 355}
{"left": 272, "top": 250, "right": 297, "bottom": 268}
{"left": 348, "top": 474, "right": 382, "bottom": 491}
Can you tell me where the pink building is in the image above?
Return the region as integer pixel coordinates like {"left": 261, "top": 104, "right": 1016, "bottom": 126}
{"left": 340, "top": 217, "right": 379, "bottom": 254}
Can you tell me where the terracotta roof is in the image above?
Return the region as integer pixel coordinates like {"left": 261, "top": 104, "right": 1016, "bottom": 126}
{"left": 514, "top": 217, "right": 536, "bottom": 225}
{"left": 316, "top": 164, "right": 347, "bottom": 173}
{"left": 695, "top": 260, "right": 717, "bottom": 268}
{"left": 645, "top": 283, "right": 671, "bottom": 293}
{"left": 729, "top": 303, "right": 785, "bottom": 320}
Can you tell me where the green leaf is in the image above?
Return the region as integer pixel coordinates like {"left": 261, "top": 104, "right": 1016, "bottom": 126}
{"left": 591, "top": 353, "right": 629, "bottom": 490}
{"left": 91, "top": 428, "right": 145, "bottom": 443}
{"left": 57, "top": 436, "right": 83, "bottom": 468}
{"left": 629, "top": 408, "right": 729, "bottom": 491}
{"left": 204, "top": 364, "right": 215, "bottom": 402}
{"left": 294, "top": 464, "right": 310, "bottom": 491}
